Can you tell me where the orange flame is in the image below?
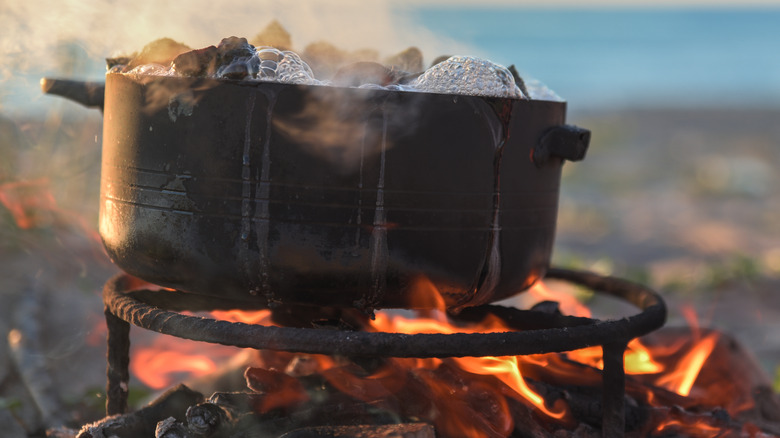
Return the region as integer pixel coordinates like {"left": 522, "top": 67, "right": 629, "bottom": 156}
{"left": 362, "top": 279, "right": 569, "bottom": 423}
{"left": 132, "top": 342, "right": 219, "bottom": 389}
{"left": 211, "top": 309, "right": 274, "bottom": 325}
{"left": 131, "top": 310, "right": 275, "bottom": 389}
{"left": 655, "top": 331, "right": 719, "bottom": 397}
{"left": 527, "top": 280, "right": 591, "bottom": 318}
{"left": 655, "top": 418, "right": 723, "bottom": 437}
{"left": 566, "top": 338, "right": 664, "bottom": 375}
{"left": 452, "top": 355, "right": 568, "bottom": 421}
{"left": 126, "top": 278, "right": 739, "bottom": 436}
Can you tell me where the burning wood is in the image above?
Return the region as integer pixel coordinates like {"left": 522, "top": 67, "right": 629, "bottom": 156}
{"left": 54, "top": 324, "right": 780, "bottom": 438}
{"left": 185, "top": 402, "right": 233, "bottom": 437}
{"left": 94, "top": 287, "right": 780, "bottom": 437}
{"left": 72, "top": 384, "right": 203, "bottom": 438}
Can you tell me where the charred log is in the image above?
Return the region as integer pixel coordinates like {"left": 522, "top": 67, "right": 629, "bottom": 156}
{"left": 76, "top": 384, "right": 203, "bottom": 438}
{"left": 185, "top": 403, "right": 233, "bottom": 437}
{"left": 155, "top": 417, "right": 192, "bottom": 438}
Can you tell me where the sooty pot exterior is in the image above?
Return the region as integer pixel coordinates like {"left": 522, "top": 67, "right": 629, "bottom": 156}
{"left": 99, "top": 72, "right": 577, "bottom": 311}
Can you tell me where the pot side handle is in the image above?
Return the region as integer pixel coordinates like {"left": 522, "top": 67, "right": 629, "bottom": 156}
{"left": 533, "top": 124, "right": 591, "bottom": 167}
{"left": 40, "top": 78, "right": 105, "bottom": 111}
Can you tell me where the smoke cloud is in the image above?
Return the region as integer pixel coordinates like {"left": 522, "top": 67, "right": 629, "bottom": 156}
{"left": 0, "top": 0, "right": 469, "bottom": 113}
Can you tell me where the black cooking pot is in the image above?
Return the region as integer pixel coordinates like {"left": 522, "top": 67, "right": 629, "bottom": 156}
{"left": 43, "top": 73, "right": 589, "bottom": 311}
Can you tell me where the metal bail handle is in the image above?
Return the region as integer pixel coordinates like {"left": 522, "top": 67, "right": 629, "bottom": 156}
{"left": 533, "top": 124, "right": 591, "bottom": 167}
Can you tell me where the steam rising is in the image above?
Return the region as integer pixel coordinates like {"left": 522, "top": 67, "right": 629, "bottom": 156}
{"left": 0, "top": 0, "right": 467, "bottom": 112}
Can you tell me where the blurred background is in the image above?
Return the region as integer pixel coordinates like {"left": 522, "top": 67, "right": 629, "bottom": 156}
{"left": 1, "top": 0, "right": 779, "bottom": 434}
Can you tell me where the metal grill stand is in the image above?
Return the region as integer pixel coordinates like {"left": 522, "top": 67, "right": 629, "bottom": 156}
{"left": 103, "top": 267, "right": 666, "bottom": 437}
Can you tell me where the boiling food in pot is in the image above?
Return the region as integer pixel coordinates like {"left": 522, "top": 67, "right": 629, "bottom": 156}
{"left": 107, "top": 26, "right": 556, "bottom": 100}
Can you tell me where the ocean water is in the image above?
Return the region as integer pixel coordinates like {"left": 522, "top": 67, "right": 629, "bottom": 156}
{"left": 410, "top": 7, "right": 780, "bottom": 109}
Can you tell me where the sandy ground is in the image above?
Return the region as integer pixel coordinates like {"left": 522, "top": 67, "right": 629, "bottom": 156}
{"left": 560, "top": 107, "right": 780, "bottom": 372}
{"left": 0, "top": 105, "right": 779, "bottom": 434}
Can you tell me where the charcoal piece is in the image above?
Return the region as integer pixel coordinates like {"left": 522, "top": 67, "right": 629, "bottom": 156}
{"left": 530, "top": 300, "right": 562, "bottom": 315}
{"left": 218, "top": 62, "right": 250, "bottom": 80}
{"left": 172, "top": 46, "right": 218, "bottom": 77}
{"left": 76, "top": 384, "right": 203, "bottom": 438}
{"left": 106, "top": 56, "right": 132, "bottom": 70}
{"left": 553, "top": 423, "right": 599, "bottom": 438}
{"left": 508, "top": 65, "right": 530, "bottom": 98}
{"left": 216, "top": 37, "right": 255, "bottom": 66}
{"left": 383, "top": 47, "right": 424, "bottom": 73}
{"left": 300, "top": 41, "right": 347, "bottom": 79}
{"left": 185, "top": 403, "right": 232, "bottom": 437}
{"left": 429, "top": 55, "right": 452, "bottom": 68}
{"left": 251, "top": 20, "right": 292, "bottom": 51}
{"left": 125, "top": 38, "right": 192, "bottom": 71}
{"left": 246, "top": 56, "right": 261, "bottom": 78}
{"left": 155, "top": 417, "right": 192, "bottom": 438}
{"left": 207, "top": 392, "right": 265, "bottom": 414}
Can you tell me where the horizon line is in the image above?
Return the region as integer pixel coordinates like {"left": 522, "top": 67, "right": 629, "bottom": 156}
{"left": 394, "top": 0, "right": 780, "bottom": 7}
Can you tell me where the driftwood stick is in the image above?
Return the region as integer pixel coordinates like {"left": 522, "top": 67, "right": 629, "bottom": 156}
{"left": 76, "top": 384, "right": 203, "bottom": 438}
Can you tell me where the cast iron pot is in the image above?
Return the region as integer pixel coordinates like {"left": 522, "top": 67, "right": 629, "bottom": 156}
{"left": 43, "top": 73, "right": 589, "bottom": 311}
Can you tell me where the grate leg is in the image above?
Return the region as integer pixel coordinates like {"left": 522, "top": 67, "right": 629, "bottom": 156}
{"left": 105, "top": 307, "right": 131, "bottom": 416}
{"left": 601, "top": 341, "right": 627, "bottom": 438}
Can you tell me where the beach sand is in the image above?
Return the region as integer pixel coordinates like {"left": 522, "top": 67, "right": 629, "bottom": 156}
{"left": 560, "top": 107, "right": 780, "bottom": 374}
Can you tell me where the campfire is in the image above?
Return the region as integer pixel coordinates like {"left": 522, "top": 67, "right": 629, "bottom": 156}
{"left": 24, "top": 24, "right": 780, "bottom": 438}
{"left": 62, "top": 271, "right": 780, "bottom": 438}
